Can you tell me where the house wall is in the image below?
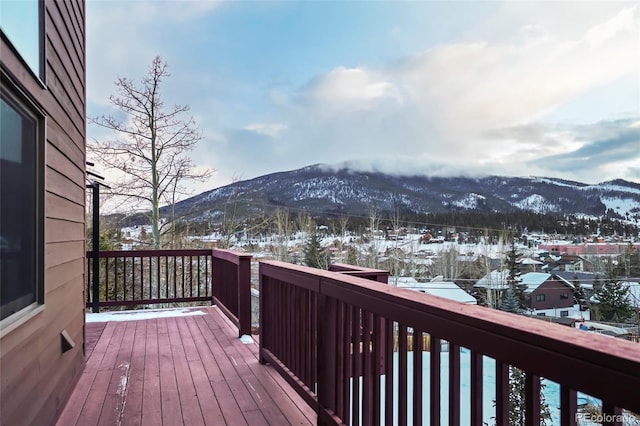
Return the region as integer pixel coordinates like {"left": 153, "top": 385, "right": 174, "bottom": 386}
{"left": 0, "top": 1, "right": 86, "bottom": 425}
{"left": 529, "top": 280, "right": 574, "bottom": 310}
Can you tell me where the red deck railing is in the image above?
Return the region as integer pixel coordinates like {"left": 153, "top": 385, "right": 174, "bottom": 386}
{"left": 211, "top": 249, "right": 252, "bottom": 337}
{"left": 259, "top": 260, "right": 640, "bottom": 426}
{"left": 86, "top": 249, "right": 252, "bottom": 336}
{"left": 328, "top": 263, "right": 389, "bottom": 283}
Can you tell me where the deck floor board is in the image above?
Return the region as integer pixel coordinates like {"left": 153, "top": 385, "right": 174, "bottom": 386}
{"left": 56, "top": 307, "right": 315, "bottom": 425}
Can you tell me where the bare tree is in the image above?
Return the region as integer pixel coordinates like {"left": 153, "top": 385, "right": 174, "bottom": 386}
{"left": 90, "top": 56, "right": 212, "bottom": 248}
{"left": 273, "top": 208, "right": 292, "bottom": 262}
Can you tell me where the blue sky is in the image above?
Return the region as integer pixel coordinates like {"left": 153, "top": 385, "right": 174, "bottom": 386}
{"left": 87, "top": 1, "right": 639, "bottom": 195}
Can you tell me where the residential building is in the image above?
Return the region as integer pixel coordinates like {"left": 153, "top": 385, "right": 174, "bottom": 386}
{"left": 521, "top": 272, "right": 575, "bottom": 312}
{"left": 1, "top": 1, "right": 87, "bottom": 423}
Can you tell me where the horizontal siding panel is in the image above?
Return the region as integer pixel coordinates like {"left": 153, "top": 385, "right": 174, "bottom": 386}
{"left": 46, "top": 3, "right": 84, "bottom": 95}
{"left": 46, "top": 218, "right": 85, "bottom": 243}
{"left": 45, "top": 240, "right": 85, "bottom": 269}
{"left": 1, "top": 39, "right": 85, "bottom": 150}
{"left": 47, "top": 142, "right": 85, "bottom": 186}
{"left": 46, "top": 166, "right": 85, "bottom": 206}
{"left": 59, "top": 0, "right": 85, "bottom": 54}
{"left": 44, "top": 58, "right": 84, "bottom": 138}
{"left": 2, "top": 329, "right": 83, "bottom": 426}
{"left": 44, "top": 28, "right": 84, "bottom": 113}
{"left": 46, "top": 258, "right": 85, "bottom": 294}
{"left": 46, "top": 191, "right": 85, "bottom": 223}
{"left": 17, "top": 349, "right": 84, "bottom": 426}
{"left": 47, "top": 120, "right": 85, "bottom": 171}
{"left": 44, "top": 44, "right": 84, "bottom": 128}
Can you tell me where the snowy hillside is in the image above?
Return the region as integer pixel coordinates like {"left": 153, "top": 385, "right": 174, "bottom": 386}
{"left": 163, "top": 164, "right": 640, "bottom": 222}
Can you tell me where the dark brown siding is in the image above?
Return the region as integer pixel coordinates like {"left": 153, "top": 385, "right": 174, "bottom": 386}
{"left": 0, "top": 1, "right": 86, "bottom": 425}
{"left": 529, "top": 279, "right": 574, "bottom": 310}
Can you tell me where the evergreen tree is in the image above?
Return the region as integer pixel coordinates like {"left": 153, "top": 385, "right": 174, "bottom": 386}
{"left": 499, "top": 286, "right": 521, "bottom": 313}
{"left": 346, "top": 246, "right": 359, "bottom": 266}
{"left": 593, "top": 274, "right": 633, "bottom": 322}
{"left": 303, "top": 232, "right": 328, "bottom": 269}
{"left": 504, "top": 239, "right": 527, "bottom": 309}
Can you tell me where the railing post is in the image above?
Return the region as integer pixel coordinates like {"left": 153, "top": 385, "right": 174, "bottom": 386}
{"left": 237, "top": 255, "right": 251, "bottom": 337}
{"left": 91, "top": 183, "right": 100, "bottom": 313}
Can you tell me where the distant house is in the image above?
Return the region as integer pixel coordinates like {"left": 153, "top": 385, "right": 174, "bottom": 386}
{"left": 544, "top": 254, "right": 587, "bottom": 273}
{"left": 1, "top": 2, "right": 87, "bottom": 423}
{"left": 474, "top": 270, "right": 510, "bottom": 292}
{"left": 554, "top": 271, "right": 602, "bottom": 302}
{"left": 393, "top": 277, "right": 477, "bottom": 304}
{"left": 521, "top": 272, "right": 575, "bottom": 312}
{"left": 517, "top": 257, "right": 543, "bottom": 273}
{"left": 473, "top": 269, "right": 510, "bottom": 307}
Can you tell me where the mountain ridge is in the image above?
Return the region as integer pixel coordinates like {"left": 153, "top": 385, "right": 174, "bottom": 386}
{"left": 163, "top": 164, "right": 640, "bottom": 223}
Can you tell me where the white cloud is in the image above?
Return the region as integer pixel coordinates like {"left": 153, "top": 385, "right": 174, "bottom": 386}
{"left": 305, "top": 67, "right": 402, "bottom": 112}
{"left": 244, "top": 123, "right": 288, "bottom": 139}
{"left": 271, "top": 5, "right": 639, "bottom": 182}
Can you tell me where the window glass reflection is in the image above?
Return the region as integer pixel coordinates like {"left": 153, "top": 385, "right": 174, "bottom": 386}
{"left": 0, "top": 1, "right": 41, "bottom": 77}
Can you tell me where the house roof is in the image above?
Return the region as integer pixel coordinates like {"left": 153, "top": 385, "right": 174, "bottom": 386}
{"left": 522, "top": 272, "right": 577, "bottom": 292}
{"left": 554, "top": 272, "right": 599, "bottom": 289}
{"left": 393, "top": 277, "right": 477, "bottom": 304}
{"left": 420, "top": 282, "right": 478, "bottom": 304}
{"left": 520, "top": 272, "right": 553, "bottom": 293}
{"left": 519, "top": 258, "right": 543, "bottom": 265}
{"left": 474, "top": 270, "right": 510, "bottom": 290}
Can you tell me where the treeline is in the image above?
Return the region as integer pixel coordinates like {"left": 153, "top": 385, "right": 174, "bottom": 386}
{"left": 100, "top": 208, "right": 639, "bottom": 244}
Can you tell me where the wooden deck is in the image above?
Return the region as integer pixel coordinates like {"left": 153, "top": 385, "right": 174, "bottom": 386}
{"left": 56, "top": 307, "right": 316, "bottom": 425}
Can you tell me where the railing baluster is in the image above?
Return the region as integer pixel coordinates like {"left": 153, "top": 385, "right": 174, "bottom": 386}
{"left": 471, "top": 351, "right": 483, "bottom": 426}
{"left": 414, "top": 330, "right": 424, "bottom": 426}
{"left": 122, "top": 257, "right": 129, "bottom": 300}
{"left": 450, "top": 343, "right": 461, "bottom": 426}
{"left": 156, "top": 255, "right": 160, "bottom": 300}
{"left": 525, "top": 372, "right": 541, "bottom": 426}
{"left": 363, "top": 310, "right": 373, "bottom": 426}
{"left": 189, "top": 255, "right": 193, "bottom": 298}
{"left": 399, "top": 324, "right": 408, "bottom": 426}
{"left": 104, "top": 257, "right": 110, "bottom": 303}
{"left": 336, "top": 301, "right": 345, "bottom": 420}
{"left": 140, "top": 256, "right": 144, "bottom": 301}
{"left": 372, "top": 313, "right": 382, "bottom": 426}
{"left": 429, "top": 334, "right": 440, "bottom": 426}
{"left": 385, "top": 318, "right": 394, "bottom": 426}
{"left": 495, "top": 361, "right": 509, "bottom": 426}
{"left": 173, "top": 255, "right": 177, "bottom": 299}
{"left": 114, "top": 257, "right": 119, "bottom": 302}
{"left": 560, "top": 385, "right": 577, "bottom": 426}
{"left": 602, "top": 402, "right": 623, "bottom": 426}
{"left": 352, "top": 306, "right": 361, "bottom": 426}
{"left": 342, "top": 304, "right": 352, "bottom": 425}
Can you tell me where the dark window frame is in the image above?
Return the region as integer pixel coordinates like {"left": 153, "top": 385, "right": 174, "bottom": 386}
{"left": 560, "top": 292, "right": 569, "bottom": 299}
{"left": 0, "top": 70, "right": 45, "bottom": 324}
{"left": 536, "top": 293, "right": 546, "bottom": 302}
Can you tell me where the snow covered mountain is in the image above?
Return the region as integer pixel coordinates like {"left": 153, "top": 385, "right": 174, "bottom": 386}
{"left": 165, "top": 164, "right": 640, "bottom": 222}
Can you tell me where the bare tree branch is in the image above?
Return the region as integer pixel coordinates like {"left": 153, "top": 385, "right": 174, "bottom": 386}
{"left": 89, "top": 56, "right": 213, "bottom": 248}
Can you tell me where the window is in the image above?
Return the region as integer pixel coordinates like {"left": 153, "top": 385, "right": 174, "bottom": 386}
{"left": 0, "top": 78, "right": 44, "bottom": 322}
{"left": 560, "top": 292, "right": 569, "bottom": 300}
{"left": 560, "top": 310, "right": 569, "bottom": 317}
{"left": 0, "top": 0, "right": 43, "bottom": 78}
{"left": 536, "top": 294, "right": 545, "bottom": 302}
{"left": 536, "top": 313, "right": 546, "bottom": 316}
